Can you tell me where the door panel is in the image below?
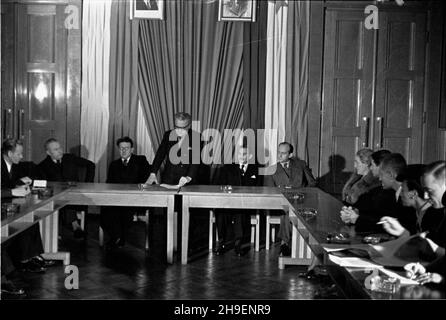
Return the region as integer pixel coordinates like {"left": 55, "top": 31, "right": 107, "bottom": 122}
{"left": 374, "top": 12, "right": 426, "bottom": 163}
{"left": 320, "top": 10, "right": 374, "bottom": 196}
{"left": 15, "top": 4, "right": 66, "bottom": 162}
{"left": 1, "top": 3, "right": 16, "bottom": 140}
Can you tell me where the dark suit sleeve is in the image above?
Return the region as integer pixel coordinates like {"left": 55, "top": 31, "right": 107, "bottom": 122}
{"left": 138, "top": 155, "right": 151, "bottom": 183}
{"left": 151, "top": 131, "right": 170, "bottom": 175}
{"left": 106, "top": 162, "right": 116, "bottom": 184}
{"left": 1, "top": 188, "right": 13, "bottom": 199}
{"left": 264, "top": 171, "right": 275, "bottom": 187}
{"left": 72, "top": 155, "right": 96, "bottom": 182}
{"left": 302, "top": 163, "right": 316, "bottom": 187}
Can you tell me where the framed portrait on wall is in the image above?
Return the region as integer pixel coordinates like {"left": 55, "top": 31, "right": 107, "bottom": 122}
{"left": 218, "top": 0, "right": 256, "bottom": 22}
{"left": 130, "top": 0, "right": 164, "bottom": 20}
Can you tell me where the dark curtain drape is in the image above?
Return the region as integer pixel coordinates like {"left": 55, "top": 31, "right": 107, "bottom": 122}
{"left": 243, "top": 0, "right": 268, "bottom": 131}
{"left": 108, "top": 0, "right": 140, "bottom": 162}
{"left": 138, "top": 0, "right": 245, "bottom": 154}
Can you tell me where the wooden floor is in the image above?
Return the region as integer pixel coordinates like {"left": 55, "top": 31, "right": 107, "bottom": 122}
{"left": 3, "top": 211, "right": 338, "bottom": 300}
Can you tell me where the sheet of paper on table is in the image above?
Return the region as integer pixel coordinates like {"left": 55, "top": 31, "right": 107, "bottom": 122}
{"left": 328, "top": 254, "right": 383, "bottom": 268}
{"left": 160, "top": 184, "right": 181, "bottom": 190}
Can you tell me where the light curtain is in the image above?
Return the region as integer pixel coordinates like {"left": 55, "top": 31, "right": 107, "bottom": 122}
{"left": 137, "top": 1, "right": 245, "bottom": 164}
{"left": 81, "top": 0, "right": 112, "bottom": 182}
{"left": 264, "top": 1, "right": 311, "bottom": 165}
{"left": 264, "top": 1, "right": 288, "bottom": 166}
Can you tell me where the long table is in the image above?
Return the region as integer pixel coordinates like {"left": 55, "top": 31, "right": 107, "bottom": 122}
{"left": 3, "top": 183, "right": 443, "bottom": 298}
{"left": 2, "top": 183, "right": 178, "bottom": 264}
{"left": 1, "top": 185, "right": 72, "bottom": 265}
{"left": 285, "top": 187, "right": 445, "bottom": 299}
{"left": 180, "top": 185, "right": 293, "bottom": 265}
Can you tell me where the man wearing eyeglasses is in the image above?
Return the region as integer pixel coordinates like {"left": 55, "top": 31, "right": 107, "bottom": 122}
{"left": 145, "top": 112, "right": 200, "bottom": 187}
{"left": 100, "top": 136, "right": 151, "bottom": 249}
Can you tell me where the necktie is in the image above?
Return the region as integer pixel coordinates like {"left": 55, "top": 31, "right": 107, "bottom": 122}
{"left": 123, "top": 159, "right": 128, "bottom": 166}
{"left": 240, "top": 164, "right": 246, "bottom": 175}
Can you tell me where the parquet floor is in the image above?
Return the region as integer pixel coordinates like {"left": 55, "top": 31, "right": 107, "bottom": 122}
{"left": 3, "top": 211, "right": 337, "bottom": 300}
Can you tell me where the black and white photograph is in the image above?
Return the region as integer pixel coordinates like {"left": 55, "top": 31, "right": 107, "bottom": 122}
{"left": 1, "top": 0, "right": 446, "bottom": 309}
{"left": 130, "top": 0, "right": 164, "bottom": 20}
{"left": 218, "top": 0, "right": 257, "bottom": 22}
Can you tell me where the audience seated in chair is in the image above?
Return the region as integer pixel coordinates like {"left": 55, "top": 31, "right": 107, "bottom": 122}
{"left": 214, "top": 145, "right": 261, "bottom": 257}
{"left": 264, "top": 142, "right": 316, "bottom": 257}
{"left": 342, "top": 148, "right": 380, "bottom": 205}
{"left": 339, "top": 151, "right": 416, "bottom": 233}
{"left": 380, "top": 164, "right": 445, "bottom": 246}
{"left": 100, "top": 136, "right": 150, "bottom": 250}
{"left": 404, "top": 161, "right": 446, "bottom": 291}
{"left": 1, "top": 139, "right": 55, "bottom": 297}
{"left": 37, "top": 138, "right": 95, "bottom": 238}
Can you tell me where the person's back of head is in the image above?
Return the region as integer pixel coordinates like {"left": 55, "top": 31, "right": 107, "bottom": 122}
{"left": 380, "top": 153, "right": 407, "bottom": 178}
{"left": 397, "top": 164, "right": 426, "bottom": 197}
{"left": 424, "top": 160, "right": 446, "bottom": 183}
{"left": 371, "top": 149, "right": 391, "bottom": 166}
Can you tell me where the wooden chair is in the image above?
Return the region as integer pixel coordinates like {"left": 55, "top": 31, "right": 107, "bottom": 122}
{"left": 98, "top": 209, "right": 150, "bottom": 250}
{"left": 209, "top": 210, "right": 260, "bottom": 252}
{"left": 265, "top": 212, "right": 281, "bottom": 250}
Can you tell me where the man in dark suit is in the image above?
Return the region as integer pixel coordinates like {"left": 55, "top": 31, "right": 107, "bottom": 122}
{"left": 264, "top": 142, "right": 316, "bottom": 256}
{"left": 101, "top": 136, "right": 150, "bottom": 249}
{"left": 1, "top": 139, "right": 53, "bottom": 296}
{"left": 37, "top": 138, "right": 95, "bottom": 236}
{"left": 214, "top": 146, "right": 260, "bottom": 256}
{"left": 135, "top": 0, "right": 159, "bottom": 11}
{"left": 145, "top": 112, "right": 200, "bottom": 187}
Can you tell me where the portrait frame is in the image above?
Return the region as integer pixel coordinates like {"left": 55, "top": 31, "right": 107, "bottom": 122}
{"left": 130, "top": 0, "right": 164, "bottom": 20}
{"left": 218, "top": 0, "right": 257, "bottom": 22}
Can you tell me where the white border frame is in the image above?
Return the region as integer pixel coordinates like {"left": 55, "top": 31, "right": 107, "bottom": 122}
{"left": 218, "top": 0, "right": 257, "bottom": 22}
{"left": 130, "top": 0, "right": 164, "bottom": 20}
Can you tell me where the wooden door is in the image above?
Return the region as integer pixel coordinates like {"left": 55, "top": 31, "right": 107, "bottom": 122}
{"left": 374, "top": 11, "right": 427, "bottom": 164}
{"left": 319, "top": 9, "right": 375, "bottom": 196}
{"left": 15, "top": 3, "right": 67, "bottom": 162}
{"left": 1, "top": 3, "right": 16, "bottom": 140}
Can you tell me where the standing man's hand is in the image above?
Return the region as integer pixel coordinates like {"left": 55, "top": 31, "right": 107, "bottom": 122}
{"left": 178, "top": 176, "right": 191, "bottom": 187}
{"left": 145, "top": 173, "right": 159, "bottom": 185}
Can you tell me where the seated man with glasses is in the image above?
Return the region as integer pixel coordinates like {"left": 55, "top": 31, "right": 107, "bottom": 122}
{"left": 100, "top": 136, "right": 151, "bottom": 249}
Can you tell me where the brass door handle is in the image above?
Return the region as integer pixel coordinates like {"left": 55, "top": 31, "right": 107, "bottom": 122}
{"left": 3, "top": 108, "right": 13, "bottom": 139}
{"left": 376, "top": 117, "right": 384, "bottom": 148}
{"left": 362, "top": 117, "right": 370, "bottom": 148}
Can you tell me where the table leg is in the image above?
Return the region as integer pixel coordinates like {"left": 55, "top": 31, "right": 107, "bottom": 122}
{"left": 166, "top": 196, "right": 175, "bottom": 264}
{"left": 40, "top": 210, "right": 70, "bottom": 266}
{"left": 181, "top": 197, "right": 190, "bottom": 265}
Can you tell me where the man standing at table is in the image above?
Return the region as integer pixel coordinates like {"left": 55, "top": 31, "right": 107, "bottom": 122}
{"left": 144, "top": 112, "right": 205, "bottom": 249}
{"left": 37, "top": 138, "right": 95, "bottom": 237}
{"left": 264, "top": 142, "right": 316, "bottom": 256}
{"left": 1, "top": 139, "right": 53, "bottom": 297}
{"left": 145, "top": 112, "right": 200, "bottom": 187}
{"left": 101, "top": 137, "right": 150, "bottom": 249}
{"left": 214, "top": 145, "right": 260, "bottom": 256}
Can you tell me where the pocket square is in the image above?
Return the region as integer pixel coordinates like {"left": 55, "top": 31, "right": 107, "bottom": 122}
{"left": 251, "top": 175, "right": 256, "bottom": 178}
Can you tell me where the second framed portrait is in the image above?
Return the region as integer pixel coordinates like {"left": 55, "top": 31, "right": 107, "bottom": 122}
{"left": 218, "top": 0, "right": 256, "bottom": 22}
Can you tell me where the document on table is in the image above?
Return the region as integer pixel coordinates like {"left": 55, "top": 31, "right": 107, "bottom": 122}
{"left": 328, "top": 254, "right": 383, "bottom": 268}
{"left": 160, "top": 184, "right": 181, "bottom": 190}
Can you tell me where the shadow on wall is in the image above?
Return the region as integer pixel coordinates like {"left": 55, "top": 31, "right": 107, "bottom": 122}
{"left": 317, "top": 154, "right": 352, "bottom": 200}
{"left": 69, "top": 144, "right": 90, "bottom": 159}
